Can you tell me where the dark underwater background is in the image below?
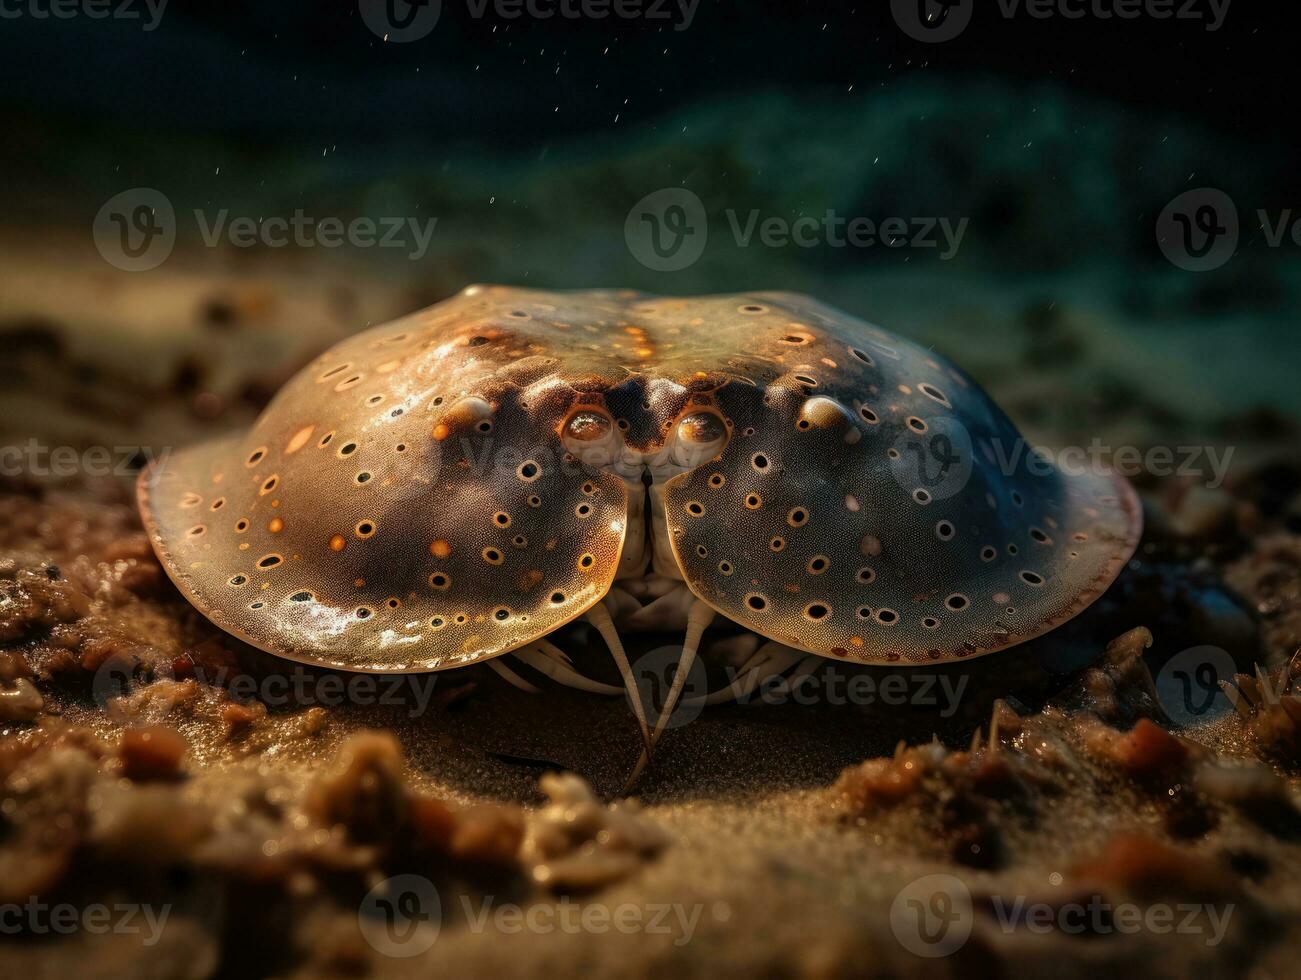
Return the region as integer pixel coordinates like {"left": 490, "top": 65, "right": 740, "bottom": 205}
{"left": 0, "top": 2, "right": 1296, "bottom": 462}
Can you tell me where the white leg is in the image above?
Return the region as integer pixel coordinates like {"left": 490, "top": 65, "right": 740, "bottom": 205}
{"left": 647, "top": 599, "right": 715, "bottom": 747}
{"left": 779, "top": 656, "right": 822, "bottom": 698}
{"left": 623, "top": 600, "right": 715, "bottom": 792}
{"left": 487, "top": 657, "right": 541, "bottom": 694}
{"left": 587, "top": 602, "right": 654, "bottom": 751}
{"left": 682, "top": 641, "right": 807, "bottom": 707}
{"left": 513, "top": 641, "right": 624, "bottom": 696}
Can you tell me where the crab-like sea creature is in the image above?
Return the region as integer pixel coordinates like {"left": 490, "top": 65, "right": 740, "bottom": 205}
{"left": 139, "top": 286, "right": 1141, "bottom": 773}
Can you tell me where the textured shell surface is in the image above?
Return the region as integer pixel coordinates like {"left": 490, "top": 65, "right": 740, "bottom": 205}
{"left": 138, "top": 285, "right": 1141, "bottom": 672}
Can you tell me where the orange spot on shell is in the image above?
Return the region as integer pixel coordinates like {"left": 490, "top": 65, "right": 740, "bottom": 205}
{"left": 285, "top": 425, "right": 315, "bottom": 454}
{"left": 432, "top": 423, "right": 450, "bottom": 441}
{"left": 329, "top": 534, "right": 347, "bottom": 552}
{"left": 430, "top": 540, "right": 452, "bottom": 558}
{"left": 268, "top": 518, "right": 284, "bottom": 533}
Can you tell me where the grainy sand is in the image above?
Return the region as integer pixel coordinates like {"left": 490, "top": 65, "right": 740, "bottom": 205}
{"left": 2, "top": 241, "right": 1299, "bottom": 979}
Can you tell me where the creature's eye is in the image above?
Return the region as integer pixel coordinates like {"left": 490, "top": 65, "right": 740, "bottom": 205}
{"left": 677, "top": 412, "right": 726, "bottom": 445}
{"left": 564, "top": 411, "right": 613, "bottom": 442}
{"left": 563, "top": 409, "right": 621, "bottom": 467}
{"left": 672, "top": 411, "right": 728, "bottom": 468}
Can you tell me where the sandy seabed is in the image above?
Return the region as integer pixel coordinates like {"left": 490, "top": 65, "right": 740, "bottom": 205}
{"left": 2, "top": 240, "right": 1300, "bottom": 979}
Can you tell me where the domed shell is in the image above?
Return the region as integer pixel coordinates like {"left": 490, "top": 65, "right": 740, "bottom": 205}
{"left": 139, "top": 286, "right": 1141, "bottom": 671}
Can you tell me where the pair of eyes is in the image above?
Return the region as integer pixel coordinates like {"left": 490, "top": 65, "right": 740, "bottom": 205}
{"left": 564, "top": 410, "right": 726, "bottom": 446}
